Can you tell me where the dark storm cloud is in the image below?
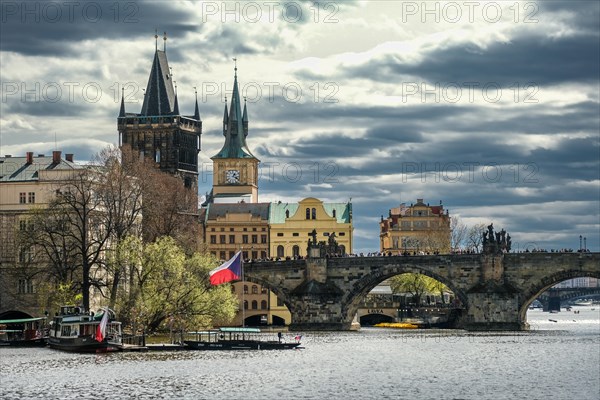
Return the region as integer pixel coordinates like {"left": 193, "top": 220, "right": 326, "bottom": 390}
{"left": 0, "top": 0, "right": 197, "bottom": 56}
{"left": 334, "top": 34, "right": 599, "bottom": 87}
{"left": 537, "top": 0, "right": 600, "bottom": 33}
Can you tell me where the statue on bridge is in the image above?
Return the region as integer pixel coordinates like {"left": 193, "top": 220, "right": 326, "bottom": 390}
{"left": 483, "top": 223, "right": 512, "bottom": 254}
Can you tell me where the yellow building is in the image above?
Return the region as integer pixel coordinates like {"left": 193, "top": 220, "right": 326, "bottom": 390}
{"left": 270, "top": 198, "right": 353, "bottom": 258}
{"left": 380, "top": 199, "right": 451, "bottom": 255}
{"left": 0, "top": 151, "right": 82, "bottom": 317}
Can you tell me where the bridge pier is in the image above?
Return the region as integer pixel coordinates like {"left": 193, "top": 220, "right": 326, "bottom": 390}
{"left": 462, "top": 291, "right": 528, "bottom": 331}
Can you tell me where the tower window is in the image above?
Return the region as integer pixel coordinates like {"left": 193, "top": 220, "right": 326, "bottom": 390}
{"left": 306, "top": 208, "right": 310, "bottom": 219}
{"left": 312, "top": 208, "right": 316, "bottom": 220}
{"left": 285, "top": 210, "right": 290, "bottom": 218}
{"left": 333, "top": 209, "right": 337, "bottom": 218}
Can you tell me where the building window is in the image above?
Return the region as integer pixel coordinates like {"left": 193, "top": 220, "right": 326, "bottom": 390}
{"left": 18, "top": 279, "right": 34, "bottom": 294}
{"left": 210, "top": 235, "right": 217, "bottom": 244}
{"left": 261, "top": 300, "right": 267, "bottom": 310}
{"left": 292, "top": 233, "right": 299, "bottom": 237}
{"left": 27, "top": 192, "right": 35, "bottom": 203}
{"left": 312, "top": 208, "right": 316, "bottom": 220}
{"left": 261, "top": 286, "right": 268, "bottom": 294}
{"left": 261, "top": 251, "right": 267, "bottom": 259}
{"left": 229, "top": 235, "right": 235, "bottom": 244}
{"left": 211, "top": 228, "right": 216, "bottom": 232}
{"left": 251, "top": 235, "right": 258, "bottom": 244}
{"left": 306, "top": 208, "right": 310, "bottom": 219}
{"left": 244, "top": 300, "right": 248, "bottom": 310}
{"left": 251, "top": 300, "right": 258, "bottom": 310}
{"left": 252, "top": 285, "right": 258, "bottom": 294}
{"left": 242, "top": 235, "right": 248, "bottom": 244}
{"left": 333, "top": 209, "right": 337, "bottom": 218}
{"left": 339, "top": 232, "right": 346, "bottom": 236}
{"left": 229, "top": 251, "right": 235, "bottom": 259}
{"left": 219, "top": 251, "right": 226, "bottom": 260}
{"left": 244, "top": 285, "right": 248, "bottom": 294}
{"left": 252, "top": 251, "right": 258, "bottom": 260}
{"left": 285, "top": 210, "right": 290, "bottom": 218}
{"left": 243, "top": 251, "right": 248, "bottom": 260}
{"left": 19, "top": 247, "right": 32, "bottom": 263}
{"left": 220, "top": 228, "right": 225, "bottom": 232}
{"left": 252, "top": 228, "right": 257, "bottom": 232}
{"left": 261, "top": 235, "right": 267, "bottom": 243}
{"left": 277, "top": 245, "right": 284, "bottom": 258}
{"left": 220, "top": 235, "right": 226, "bottom": 244}
{"left": 19, "top": 192, "right": 26, "bottom": 204}
{"left": 277, "top": 233, "right": 284, "bottom": 237}
{"left": 155, "top": 149, "right": 161, "bottom": 163}
{"left": 292, "top": 245, "right": 300, "bottom": 257}
{"left": 19, "top": 220, "right": 27, "bottom": 231}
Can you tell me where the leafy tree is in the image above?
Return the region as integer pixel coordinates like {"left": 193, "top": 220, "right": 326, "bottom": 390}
{"left": 390, "top": 273, "right": 452, "bottom": 305}
{"left": 119, "top": 236, "right": 237, "bottom": 333}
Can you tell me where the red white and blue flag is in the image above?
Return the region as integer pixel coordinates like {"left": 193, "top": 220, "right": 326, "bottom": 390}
{"left": 209, "top": 251, "right": 243, "bottom": 285}
{"left": 95, "top": 307, "right": 109, "bottom": 342}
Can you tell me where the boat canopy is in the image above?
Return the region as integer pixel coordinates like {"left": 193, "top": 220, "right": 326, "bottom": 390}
{"left": 219, "top": 327, "right": 261, "bottom": 333}
{"left": 0, "top": 317, "right": 45, "bottom": 324}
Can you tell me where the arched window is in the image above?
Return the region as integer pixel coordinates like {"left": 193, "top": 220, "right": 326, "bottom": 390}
{"left": 244, "top": 300, "right": 248, "bottom": 310}
{"left": 252, "top": 285, "right": 258, "bottom": 294}
{"left": 292, "top": 245, "right": 300, "bottom": 257}
{"left": 261, "top": 300, "right": 268, "bottom": 310}
{"left": 244, "top": 285, "right": 248, "bottom": 294}
{"left": 251, "top": 300, "right": 258, "bottom": 310}
{"left": 312, "top": 208, "right": 316, "bottom": 219}
{"left": 286, "top": 210, "right": 290, "bottom": 218}
{"left": 277, "top": 245, "right": 284, "bottom": 258}
{"left": 332, "top": 209, "right": 336, "bottom": 218}
{"left": 340, "top": 245, "right": 346, "bottom": 255}
{"left": 306, "top": 208, "right": 310, "bottom": 219}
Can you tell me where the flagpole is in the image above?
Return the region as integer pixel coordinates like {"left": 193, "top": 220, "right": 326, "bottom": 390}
{"left": 241, "top": 247, "right": 245, "bottom": 328}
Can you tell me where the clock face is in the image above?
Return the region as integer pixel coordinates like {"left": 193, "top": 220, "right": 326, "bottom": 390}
{"left": 226, "top": 169, "right": 240, "bottom": 183}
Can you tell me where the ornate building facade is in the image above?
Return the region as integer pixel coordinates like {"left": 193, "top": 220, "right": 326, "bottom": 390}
{"left": 269, "top": 198, "right": 353, "bottom": 258}
{"left": 0, "top": 152, "right": 82, "bottom": 317}
{"left": 380, "top": 199, "right": 451, "bottom": 255}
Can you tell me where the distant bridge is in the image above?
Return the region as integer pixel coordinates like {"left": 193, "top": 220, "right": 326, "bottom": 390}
{"left": 244, "top": 252, "right": 600, "bottom": 331}
{"left": 537, "top": 287, "right": 600, "bottom": 311}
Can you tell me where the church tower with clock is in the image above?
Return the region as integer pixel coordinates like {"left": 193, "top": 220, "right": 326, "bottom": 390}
{"left": 210, "top": 65, "right": 259, "bottom": 203}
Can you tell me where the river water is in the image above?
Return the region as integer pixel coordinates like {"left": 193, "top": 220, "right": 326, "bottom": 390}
{"left": 1, "top": 307, "right": 598, "bottom": 400}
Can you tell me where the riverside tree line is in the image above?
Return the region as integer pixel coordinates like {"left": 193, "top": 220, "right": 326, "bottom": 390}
{"left": 16, "top": 146, "right": 237, "bottom": 334}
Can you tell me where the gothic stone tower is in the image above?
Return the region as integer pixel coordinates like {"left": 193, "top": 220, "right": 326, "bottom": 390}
{"left": 210, "top": 66, "right": 259, "bottom": 203}
{"left": 117, "top": 36, "right": 202, "bottom": 191}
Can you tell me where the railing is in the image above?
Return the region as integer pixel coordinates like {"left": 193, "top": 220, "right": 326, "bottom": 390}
{"left": 122, "top": 333, "right": 145, "bottom": 347}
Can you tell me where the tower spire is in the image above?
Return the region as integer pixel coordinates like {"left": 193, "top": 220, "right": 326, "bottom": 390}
{"left": 155, "top": 29, "right": 158, "bottom": 52}
{"left": 213, "top": 61, "right": 256, "bottom": 159}
{"left": 118, "top": 87, "right": 126, "bottom": 118}
{"left": 141, "top": 34, "right": 175, "bottom": 116}
{"left": 163, "top": 31, "right": 167, "bottom": 52}
{"left": 172, "top": 81, "right": 179, "bottom": 115}
{"left": 194, "top": 86, "right": 201, "bottom": 121}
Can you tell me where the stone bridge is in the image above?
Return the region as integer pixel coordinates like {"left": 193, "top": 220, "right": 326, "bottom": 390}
{"left": 244, "top": 252, "right": 600, "bottom": 331}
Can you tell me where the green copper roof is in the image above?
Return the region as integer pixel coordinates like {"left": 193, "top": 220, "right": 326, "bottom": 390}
{"left": 212, "top": 70, "right": 257, "bottom": 160}
{"left": 269, "top": 202, "right": 299, "bottom": 224}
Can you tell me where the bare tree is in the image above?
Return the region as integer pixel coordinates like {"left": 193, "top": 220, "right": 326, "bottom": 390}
{"left": 451, "top": 216, "right": 468, "bottom": 252}
{"left": 467, "top": 223, "right": 487, "bottom": 253}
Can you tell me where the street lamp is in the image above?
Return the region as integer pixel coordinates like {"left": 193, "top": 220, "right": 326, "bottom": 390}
{"left": 579, "top": 235, "right": 582, "bottom": 251}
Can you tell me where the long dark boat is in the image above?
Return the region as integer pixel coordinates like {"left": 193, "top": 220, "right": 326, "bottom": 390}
{"left": 184, "top": 327, "right": 302, "bottom": 350}
{"left": 0, "top": 317, "right": 47, "bottom": 347}
{"left": 48, "top": 305, "right": 123, "bottom": 353}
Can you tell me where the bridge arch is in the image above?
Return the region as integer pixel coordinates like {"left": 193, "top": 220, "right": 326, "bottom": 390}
{"left": 339, "top": 262, "right": 469, "bottom": 327}
{"left": 518, "top": 270, "right": 600, "bottom": 325}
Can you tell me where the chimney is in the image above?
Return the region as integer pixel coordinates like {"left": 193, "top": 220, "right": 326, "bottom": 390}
{"left": 65, "top": 154, "right": 74, "bottom": 162}
{"left": 26, "top": 152, "right": 33, "bottom": 164}
{"left": 52, "top": 150, "right": 61, "bottom": 164}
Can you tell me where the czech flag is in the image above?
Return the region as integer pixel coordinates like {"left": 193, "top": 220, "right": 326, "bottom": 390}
{"left": 209, "top": 251, "right": 243, "bottom": 285}
{"left": 95, "top": 307, "right": 109, "bottom": 342}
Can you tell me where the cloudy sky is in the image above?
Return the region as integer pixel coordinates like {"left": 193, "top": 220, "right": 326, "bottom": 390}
{"left": 1, "top": 1, "right": 599, "bottom": 252}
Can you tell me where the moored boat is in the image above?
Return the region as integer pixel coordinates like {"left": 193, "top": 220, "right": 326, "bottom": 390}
{"left": 184, "top": 327, "right": 302, "bottom": 350}
{"left": 48, "top": 305, "right": 123, "bottom": 353}
{"left": 0, "top": 317, "right": 47, "bottom": 347}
